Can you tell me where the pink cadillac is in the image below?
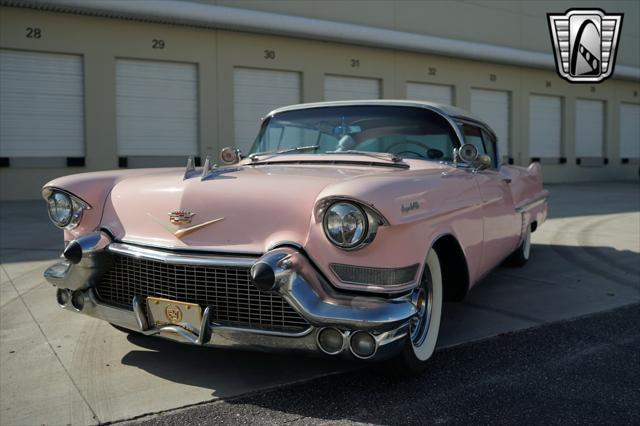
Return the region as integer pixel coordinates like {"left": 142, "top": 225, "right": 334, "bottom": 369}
{"left": 43, "top": 100, "right": 548, "bottom": 374}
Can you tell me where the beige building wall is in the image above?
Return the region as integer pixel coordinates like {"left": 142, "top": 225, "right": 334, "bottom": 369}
{"left": 0, "top": 5, "right": 639, "bottom": 200}
{"left": 210, "top": 0, "right": 640, "bottom": 68}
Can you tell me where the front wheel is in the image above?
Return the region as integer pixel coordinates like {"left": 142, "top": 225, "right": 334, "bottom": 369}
{"left": 386, "top": 249, "right": 443, "bottom": 375}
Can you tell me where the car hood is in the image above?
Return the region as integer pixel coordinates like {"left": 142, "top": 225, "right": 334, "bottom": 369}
{"left": 102, "top": 163, "right": 398, "bottom": 253}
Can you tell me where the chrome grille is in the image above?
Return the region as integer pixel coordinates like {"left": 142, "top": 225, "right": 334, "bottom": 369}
{"left": 95, "top": 253, "right": 309, "bottom": 332}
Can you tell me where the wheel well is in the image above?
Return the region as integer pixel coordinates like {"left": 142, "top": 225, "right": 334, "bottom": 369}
{"left": 432, "top": 235, "right": 469, "bottom": 302}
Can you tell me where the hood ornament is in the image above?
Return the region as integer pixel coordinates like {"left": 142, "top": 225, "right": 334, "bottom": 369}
{"left": 201, "top": 155, "right": 218, "bottom": 181}
{"left": 183, "top": 156, "right": 198, "bottom": 180}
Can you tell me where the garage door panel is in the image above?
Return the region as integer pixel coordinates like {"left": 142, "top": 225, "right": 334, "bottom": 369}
{"left": 116, "top": 80, "right": 197, "bottom": 100}
{"left": 116, "top": 59, "right": 198, "bottom": 157}
{"left": 234, "top": 68, "right": 301, "bottom": 153}
{"left": 406, "top": 82, "right": 453, "bottom": 105}
{"left": 1, "top": 92, "right": 83, "bottom": 117}
{"left": 116, "top": 61, "right": 196, "bottom": 80}
{"left": 0, "top": 50, "right": 83, "bottom": 74}
{"left": 575, "top": 99, "right": 604, "bottom": 158}
{"left": 471, "top": 89, "right": 510, "bottom": 158}
{"left": 324, "top": 75, "right": 380, "bottom": 101}
{"left": 235, "top": 86, "right": 300, "bottom": 100}
{"left": 619, "top": 103, "right": 640, "bottom": 159}
{"left": 0, "top": 71, "right": 84, "bottom": 96}
{"left": 0, "top": 49, "right": 84, "bottom": 157}
{"left": 529, "top": 95, "right": 562, "bottom": 158}
{"left": 116, "top": 98, "right": 196, "bottom": 118}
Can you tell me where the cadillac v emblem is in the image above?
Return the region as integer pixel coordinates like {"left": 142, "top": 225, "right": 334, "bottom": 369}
{"left": 548, "top": 9, "right": 623, "bottom": 83}
{"left": 169, "top": 210, "right": 195, "bottom": 225}
{"left": 165, "top": 304, "right": 183, "bottom": 323}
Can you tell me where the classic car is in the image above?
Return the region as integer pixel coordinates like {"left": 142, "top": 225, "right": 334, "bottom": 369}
{"left": 43, "top": 100, "right": 548, "bottom": 374}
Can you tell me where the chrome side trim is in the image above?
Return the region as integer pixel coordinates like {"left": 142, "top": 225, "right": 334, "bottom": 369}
{"left": 515, "top": 193, "right": 549, "bottom": 213}
{"left": 106, "top": 243, "right": 258, "bottom": 267}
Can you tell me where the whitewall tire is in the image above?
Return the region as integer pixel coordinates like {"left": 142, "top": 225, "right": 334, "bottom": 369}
{"left": 387, "top": 249, "right": 443, "bottom": 374}
{"left": 505, "top": 224, "right": 531, "bottom": 267}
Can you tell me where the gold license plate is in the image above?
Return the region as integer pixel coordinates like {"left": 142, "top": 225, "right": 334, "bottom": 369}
{"left": 147, "top": 297, "right": 202, "bottom": 332}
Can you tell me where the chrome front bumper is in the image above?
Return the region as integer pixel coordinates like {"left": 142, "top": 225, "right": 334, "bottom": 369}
{"left": 45, "top": 231, "right": 418, "bottom": 360}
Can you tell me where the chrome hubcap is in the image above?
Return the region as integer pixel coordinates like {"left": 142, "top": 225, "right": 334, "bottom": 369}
{"left": 410, "top": 266, "right": 433, "bottom": 347}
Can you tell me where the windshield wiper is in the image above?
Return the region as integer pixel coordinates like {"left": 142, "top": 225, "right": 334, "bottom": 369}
{"left": 249, "top": 145, "right": 320, "bottom": 160}
{"left": 326, "top": 150, "right": 403, "bottom": 163}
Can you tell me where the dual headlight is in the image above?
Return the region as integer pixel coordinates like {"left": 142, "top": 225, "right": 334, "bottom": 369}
{"left": 320, "top": 199, "right": 387, "bottom": 250}
{"left": 43, "top": 188, "right": 89, "bottom": 230}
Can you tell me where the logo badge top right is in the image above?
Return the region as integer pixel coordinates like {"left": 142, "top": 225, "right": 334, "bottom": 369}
{"left": 548, "top": 9, "right": 623, "bottom": 83}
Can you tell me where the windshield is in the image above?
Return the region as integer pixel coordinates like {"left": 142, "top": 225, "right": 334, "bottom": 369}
{"left": 249, "top": 106, "right": 458, "bottom": 161}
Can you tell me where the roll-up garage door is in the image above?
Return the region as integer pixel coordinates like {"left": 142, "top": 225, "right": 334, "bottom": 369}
{"left": 529, "top": 95, "right": 562, "bottom": 159}
{"left": 0, "top": 49, "right": 84, "bottom": 157}
{"left": 116, "top": 59, "right": 198, "bottom": 157}
{"left": 619, "top": 103, "right": 640, "bottom": 160}
{"left": 324, "top": 75, "right": 380, "bottom": 101}
{"left": 234, "top": 68, "right": 301, "bottom": 154}
{"left": 471, "top": 89, "right": 510, "bottom": 160}
{"left": 406, "top": 82, "right": 453, "bottom": 105}
{"left": 575, "top": 99, "right": 604, "bottom": 158}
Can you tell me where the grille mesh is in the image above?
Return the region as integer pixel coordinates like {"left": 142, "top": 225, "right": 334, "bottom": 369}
{"left": 95, "top": 254, "right": 309, "bottom": 332}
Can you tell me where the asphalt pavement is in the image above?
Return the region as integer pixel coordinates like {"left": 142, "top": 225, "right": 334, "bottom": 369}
{"left": 126, "top": 303, "right": 640, "bottom": 425}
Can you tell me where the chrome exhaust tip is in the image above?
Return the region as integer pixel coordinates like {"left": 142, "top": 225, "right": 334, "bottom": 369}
{"left": 56, "top": 288, "right": 71, "bottom": 307}
{"left": 349, "top": 331, "right": 377, "bottom": 359}
{"left": 316, "top": 327, "right": 346, "bottom": 355}
{"left": 70, "top": 290, "right": 85, "bottom": 311}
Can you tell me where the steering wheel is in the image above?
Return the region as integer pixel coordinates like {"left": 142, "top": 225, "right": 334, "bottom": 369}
{"left": 385, "top": 140, "right": 433, "bottom": 160}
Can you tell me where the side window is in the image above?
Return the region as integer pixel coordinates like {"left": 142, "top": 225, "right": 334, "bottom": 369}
{"left": 462, "top": 124, "right": 486, "bottom": 155}
{"left": 481, "top": 129, "right": 498, "bottom": 167}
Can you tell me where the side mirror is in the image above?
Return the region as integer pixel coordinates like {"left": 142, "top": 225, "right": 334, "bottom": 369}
{"left": 458, "top": 143, "right": 479, "bottom": 164}
{"left": 477, "top": 154, "right": 492, "bottom": 170}
{"left": 220, "top": 147, "right": 242, "bottom": 165}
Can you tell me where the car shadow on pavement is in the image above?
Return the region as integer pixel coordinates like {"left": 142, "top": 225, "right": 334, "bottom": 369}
{"left": 118, "top": 242, "right": 639, "bottom": 402}
{"left": 121, "top": 332, "right": 359, "bottom": 398}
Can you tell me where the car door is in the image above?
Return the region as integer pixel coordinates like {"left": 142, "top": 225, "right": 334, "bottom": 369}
{"left": 461, "top": 124, "right": 521, "bottom": 275}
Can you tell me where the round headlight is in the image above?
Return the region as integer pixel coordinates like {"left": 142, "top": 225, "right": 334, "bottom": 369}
{"left": 323, "top": 202, "right": 368, "bottom": 249}
{"left": 47, "top": 191, "right": 73, "bottom": 227}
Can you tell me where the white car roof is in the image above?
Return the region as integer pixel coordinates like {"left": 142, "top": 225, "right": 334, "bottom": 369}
{"left": 267, "top": 99, "right": 488, "bottom": 127}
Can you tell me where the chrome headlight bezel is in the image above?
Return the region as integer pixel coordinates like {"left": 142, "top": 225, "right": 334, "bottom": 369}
{"left": 42, "top": 187, "right": 91, "bottom": 230}
{"left": 316, "top": 197, "right": 388, "bottom": 251}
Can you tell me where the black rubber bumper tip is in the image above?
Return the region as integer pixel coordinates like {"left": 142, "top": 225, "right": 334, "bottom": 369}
{"left": 250, "top": 262, "right": 276, "bottom": 291}
{"left": 63, "top": 241, "right": 83, "bottom": 264}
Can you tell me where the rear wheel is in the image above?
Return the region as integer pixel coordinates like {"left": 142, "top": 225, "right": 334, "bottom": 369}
{"left": 386, "top": 249, "right": 443, "bottom": 375}
{"left": 505, "top": 224, "right": 531, "bottom": 267}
